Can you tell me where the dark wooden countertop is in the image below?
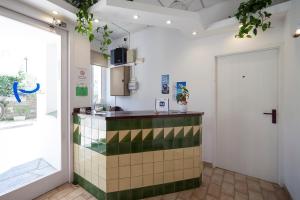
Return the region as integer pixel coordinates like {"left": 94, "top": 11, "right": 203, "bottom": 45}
{"left": 74, "top": 110, "right": 204, "bottom": 120}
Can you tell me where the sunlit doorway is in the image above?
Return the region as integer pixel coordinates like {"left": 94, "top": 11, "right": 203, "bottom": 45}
{"left": 0, "top": 9, "right": 68, "bottom": 200}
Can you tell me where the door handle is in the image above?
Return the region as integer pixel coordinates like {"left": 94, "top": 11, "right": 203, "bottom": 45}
{"left": 263, "top": 109, "right": 277, "bottom": 124}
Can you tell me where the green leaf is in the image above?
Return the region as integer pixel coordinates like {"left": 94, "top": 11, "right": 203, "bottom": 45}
{"left": 235, "top": 0, "right": 273, "bottom": 39}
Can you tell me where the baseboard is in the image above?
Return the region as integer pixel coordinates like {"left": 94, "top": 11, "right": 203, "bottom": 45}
{"left": 203, "top": 161, "right": 213, "bottom": 168}
{"left": 283, "top": 185, "right": 293, "bottom": 200}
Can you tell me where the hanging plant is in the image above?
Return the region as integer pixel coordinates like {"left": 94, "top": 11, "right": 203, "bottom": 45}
{"left": 66, "top": 0, "right": 97, "bottom": 41}
{"left": 66, "top": 0, "right": 113, "bottom": 56}
{"left": 235, "top": 0, "right": 272, "bottom": 38}
{"left": 96, "top": 25, "right": 113, "bottom": 59}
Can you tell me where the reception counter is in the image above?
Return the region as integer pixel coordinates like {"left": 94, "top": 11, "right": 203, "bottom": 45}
{"left": 73, "top": 110, "right": 204, "bottom": 199}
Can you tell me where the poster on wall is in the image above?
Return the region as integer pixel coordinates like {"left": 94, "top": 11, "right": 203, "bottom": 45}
{"left": 76, "top": 68, "right": 88, "bottom": 96}
{"left": 161, "top": 74, "right": 170, "bottom": 94}
{"left": 176, "top": 81, "right": 186, "bottom": 96}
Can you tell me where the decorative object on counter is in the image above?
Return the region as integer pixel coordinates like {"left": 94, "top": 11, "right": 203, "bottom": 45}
{"left": 155, "top": 98, "right": 169, "bottom": 112}
{"left": 235, "top": 0, "right": 272, "bottom": 38}
{"left": 76, "top": 68, "right": 88, "bottom": 96}
{"left": 109, "top": 106, "right": 124, "bottom": 111}
{"left": 66, "top": 0, "right": 113, "bottom": 57}
{"left": 176, "top": 82, "right": 189, "bottom": 113}
{"left": 161, "top": 74, "right": 170, "bottom": 94}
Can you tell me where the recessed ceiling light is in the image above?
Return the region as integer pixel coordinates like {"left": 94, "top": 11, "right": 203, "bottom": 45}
{"left": 52, "top": 11, "right": 58, "bottom": 15}
{"left": 166, "top": 20, "right": 172, "bottom": 25}
{"left": 133, "top": 15, "right": 139, "bottom": 20}
{"left": 192, "top": 31, "right": 197, "bottom": 36}
{"left": 94, "top": 19, "right": 99, "bottom": 23}
{"left": 294, "top": 27, "right": 300, "bottom": 38}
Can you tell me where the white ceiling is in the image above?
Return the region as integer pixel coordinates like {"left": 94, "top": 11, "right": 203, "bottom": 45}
{"left": 132, "top": 0, "right": 228, "bottom": 11}
{"left": 91, "top": 0, "right": 290, "bottom": 38}
{"left": 12, "top": 0, "right": 290, "bottom": 40}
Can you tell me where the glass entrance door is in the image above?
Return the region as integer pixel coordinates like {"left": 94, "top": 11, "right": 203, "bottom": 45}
{"left": 0, "top": 10, "right": 68, "bottom": 200}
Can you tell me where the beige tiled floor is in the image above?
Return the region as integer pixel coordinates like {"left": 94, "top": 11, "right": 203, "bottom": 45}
{"left": 35, "top": 166, "right": 291, "bottom": 200}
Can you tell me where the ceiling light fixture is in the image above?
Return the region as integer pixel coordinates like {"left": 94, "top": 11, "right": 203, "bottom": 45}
{"left": 52, "top": 11, "right": 58, "bottom": 15}
{"left": 94, "top": 19, "right": 99, "bottom": 23}
{"left": 294, "top": 27, "right": 300, "bottom": 38}
{"left": 133, "top": 15, "right": 139, "bottom": 20}
{"left": 166, "top": 20, "right": 172, "bottom": 25}
{"left": 192, "top": 31, "right": 197, "bottom": 36}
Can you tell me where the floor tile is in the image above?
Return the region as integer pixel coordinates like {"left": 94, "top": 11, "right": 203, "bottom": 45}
{"left": 235, "top": 174, "right": 246, "bottom": 182}
{"left": 222, "top": 182, "right": 234, "bottom": 196}
{"left": 211, "top": 174, "right": 223, "bottom": 185}
{"left": 247, "top": 180, "right": 261, "bottom": 193}
{"left": 193, "top": 186, "right": 207, "bottom": 199}
{"left": 275, "top": 189, "right": 290, "bottom": 200}
{"left": 220, "top": 193, "right": 234, "bottom": 200}
{"left": 259, "top": 180, "right": 275, "bottom": 192}
{"left": 248, "top": 191, "right": 263, "bottom": 200}
{"left": 203, "top": 167, "right": 213, "bottom": 176}
{"left": 203, "top": 175, "right": 211, "bottom": 186}
{"left": 208, "top": 184, "right": 221, "bottom": 198}
{"left": 206, "top": 195, "right": 218, "bottom": 200}
{"left": 235, "top": 181, "right": 248, "bottom": 194}
{"left": 35, "top": 166, "right": 291, "bottom": 200}
{"left": 177, "top": 189, "right": 193, "bottom": 200}
{"left": 235, "top": 191, "right": 249, "bottom": 200}
{"left": 224, "top": 173, "right": 235, "bottom": 184}
{"left": 262, "top": 189, "right": 278, "bottom": 200}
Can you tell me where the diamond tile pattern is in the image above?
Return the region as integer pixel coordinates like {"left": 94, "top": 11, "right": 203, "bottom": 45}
{"left": 73, "top": 115, "right": 202, "bottom": 156}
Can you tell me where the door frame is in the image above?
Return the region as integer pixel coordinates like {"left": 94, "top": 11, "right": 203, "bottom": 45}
{"left": 0, "top": 6, "right": 70, "bottom": 200}
{"left": 214, "top": 46, "right": 283, "bottom": 185}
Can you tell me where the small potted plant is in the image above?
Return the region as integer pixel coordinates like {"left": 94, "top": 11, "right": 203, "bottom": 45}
{"left": 176, "top": 85, "right": 190, "bottom": 113}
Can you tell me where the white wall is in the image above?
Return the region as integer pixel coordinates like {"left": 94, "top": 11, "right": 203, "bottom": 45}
{"left": 282, "top": 0, "right": 300, "bottom": 198}
{"left": 69, "top": 32, "right": 92, "bottom": 109}
{"left": 106, "top": 21, "right": 285, "bottom": 164}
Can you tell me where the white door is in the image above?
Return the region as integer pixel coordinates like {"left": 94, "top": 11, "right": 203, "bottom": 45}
{"left": 0, "top": 8, "right": 69, "bottom": 200}
{"left": 216, "top": 49, "right": 278, "bottom": 183}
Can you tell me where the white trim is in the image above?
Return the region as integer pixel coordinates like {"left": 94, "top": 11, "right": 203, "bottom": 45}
{"left": 214, "top": 46, "right": 283, "bottom": 185}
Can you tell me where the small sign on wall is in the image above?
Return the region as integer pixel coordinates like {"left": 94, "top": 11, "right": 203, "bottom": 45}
{"left": 76, "top": 68, "right": 88, "bottom": 97}
{"left": 155, "top": 98, "right": 169, "bottom": 112}
{"left": 161, "top": 74, "right": 170, "bottom": 94}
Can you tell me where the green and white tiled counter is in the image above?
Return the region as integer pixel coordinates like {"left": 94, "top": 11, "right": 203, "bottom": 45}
{"left": 73, "top": 111, "right": 204, "bottom": 200}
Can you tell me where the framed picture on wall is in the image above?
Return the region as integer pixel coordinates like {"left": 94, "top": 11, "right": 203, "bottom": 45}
{"left": 155, "top": 98, "right": 169, "bottom": 112}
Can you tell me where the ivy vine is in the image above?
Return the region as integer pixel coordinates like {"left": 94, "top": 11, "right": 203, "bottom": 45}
{"left": 66, "top": 0, "right": 113, "bottom": 57}
{"left": 235, "top": 0, "right": 272, "bottom": 38}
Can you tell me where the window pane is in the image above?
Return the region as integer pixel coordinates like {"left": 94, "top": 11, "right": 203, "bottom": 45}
{"left": 92, "top": 65, "right": 102, "bottom": 104}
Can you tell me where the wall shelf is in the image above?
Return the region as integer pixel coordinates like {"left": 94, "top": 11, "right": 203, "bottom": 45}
{"left": 109, "top": 58, "right": 145, "bottom": 68}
